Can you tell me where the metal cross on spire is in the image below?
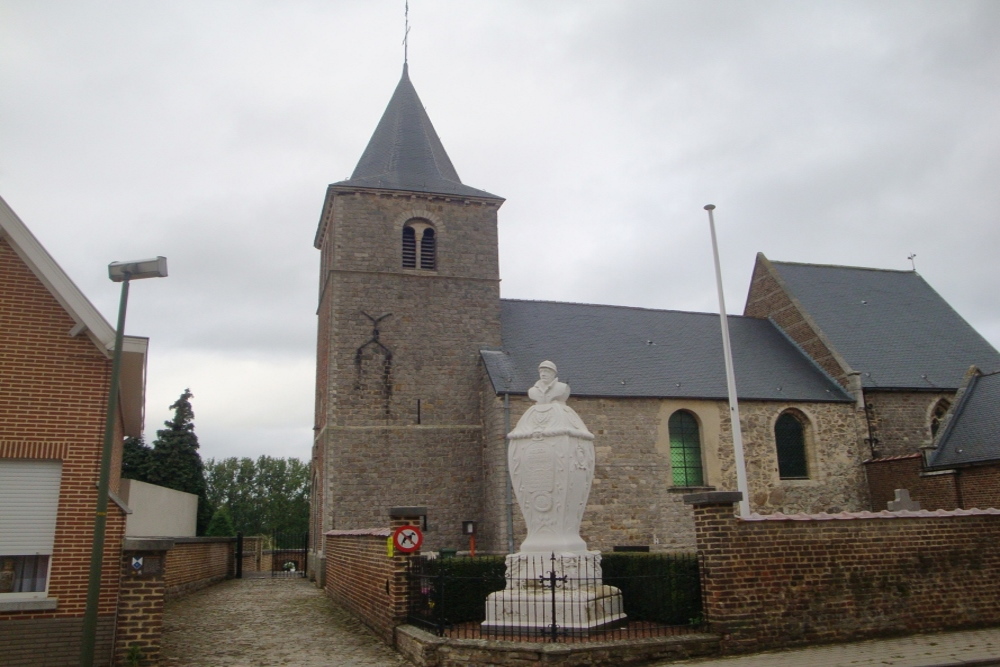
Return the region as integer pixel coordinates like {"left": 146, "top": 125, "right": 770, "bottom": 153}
{"left": 403, "top": 1, "right": 410, "bottom": 64}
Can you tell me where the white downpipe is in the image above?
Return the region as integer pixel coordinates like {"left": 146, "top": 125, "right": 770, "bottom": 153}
{"left": 705, "top": 205, "right": 750, "bottom": 518}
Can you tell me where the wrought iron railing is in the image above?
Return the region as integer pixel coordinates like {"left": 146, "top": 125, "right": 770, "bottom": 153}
{"left": 406, "top": 552, "right": 703, "bottom": 642}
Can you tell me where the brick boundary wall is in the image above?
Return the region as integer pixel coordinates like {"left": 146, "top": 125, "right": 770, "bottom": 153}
{"left": 865, "top": 455, "right": 959, "bottom": 511}
{"left": 686, "top": 492, "right": 1000, "bottom": 654}
{"left": 324, "top": 511, "right": 423, "bottom": 644}
{"left": 866, "top": 456, "right": 1000, "bottom": 513}
{"left": 163, "top": 537, "right": 235, "bottom": 599}
{"left": 115, "top": 542, "right": 169, "bottom": 667}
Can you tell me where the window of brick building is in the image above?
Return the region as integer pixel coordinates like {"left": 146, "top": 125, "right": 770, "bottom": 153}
{"left": 775, "top": 411, "right": 809, "bottom": 479}
{"left": 0, "top": 460, "right": 61, "bottom": 599}
{"left": 669, "top": 410, "right": 704, "bottom": 486}
{"left": 402, "top": 219, "right": 436, "bottom": 270}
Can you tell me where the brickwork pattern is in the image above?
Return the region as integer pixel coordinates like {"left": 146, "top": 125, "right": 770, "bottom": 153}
{"left": 1, "top": 236, "right": 128, "bottom": 666}
{"left": 314, "top": 191, "right": 501, "bottom": 551}
{"left": 163, "top": 539, "right": 233, "bottom": 598}
{"left": 115, "top": 549, "right": 166, "bottom": 667}
{"left": 692, "top": 498, "right": 1000, "bottom": 653}
{"left": 0, "top": 616, "right": 114, "bottom": 667}
{"left": 324, "top": 515, "right": 421, "bottom": 644}
{"left": 957, "top": 464, "right": 1000, "bottom": 509}
{"left": 864, "top": 455, "right": 959, "bottom": 511}
{"left": 743, "top": 258, "right": 849, "bottom": 387}
{"left": 864, "top": 391, "right": 955, "bottom": 458}
{"left": 866, "top": 456, "right": 1000, "bottom": 512}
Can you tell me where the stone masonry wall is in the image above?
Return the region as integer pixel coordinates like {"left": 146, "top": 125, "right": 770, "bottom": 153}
{"left": 479, "top": 384, "right": 869, "bottom": 553}
{"left": 690, "top": 495, "right": 1000, "bottom": 653}
{"left": 315, "top": 190, "right": 501, "bottom": 552}
{"left": 479, "top": 368, "right": 515, "bottom": 554}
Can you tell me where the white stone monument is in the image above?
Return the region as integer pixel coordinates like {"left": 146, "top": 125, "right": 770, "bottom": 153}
{"left": 483, "top": 361, "right": 625, "bottom": 634}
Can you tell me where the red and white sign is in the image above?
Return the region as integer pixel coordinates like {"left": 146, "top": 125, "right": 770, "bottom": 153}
{"left": 392, "top": 525, "right": 423, "bottom": 553}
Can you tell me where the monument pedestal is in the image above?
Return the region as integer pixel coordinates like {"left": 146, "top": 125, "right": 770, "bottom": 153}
{"left": 486, "top": 361, "right": 626, "bottom": 635}
{"left": 482, "top": 552, "right": 625, "bottom": 635}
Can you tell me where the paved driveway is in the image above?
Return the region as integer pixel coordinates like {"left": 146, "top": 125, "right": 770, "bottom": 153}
{"left": 161, "top": 578, "right": 409, "bottom": 666}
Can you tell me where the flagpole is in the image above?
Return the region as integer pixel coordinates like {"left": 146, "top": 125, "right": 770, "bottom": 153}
{"left": 705, "top": 205, "right": 750, "bottom": 518}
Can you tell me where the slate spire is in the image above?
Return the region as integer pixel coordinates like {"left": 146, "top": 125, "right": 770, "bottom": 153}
{"left": 335, "top": 64, "right": 500, "bottom": 199}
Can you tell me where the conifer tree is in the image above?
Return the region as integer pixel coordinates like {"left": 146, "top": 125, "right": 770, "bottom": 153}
{"left": 121, "top": 435, "right": 153, "bottom": 482}
{"left": 149, "top": 389, "right": 212, "bottom": 533}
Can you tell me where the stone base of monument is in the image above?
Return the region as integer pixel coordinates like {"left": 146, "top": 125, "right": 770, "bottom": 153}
{"left": 482, "top": 552, "right": 626, "bottom": 635}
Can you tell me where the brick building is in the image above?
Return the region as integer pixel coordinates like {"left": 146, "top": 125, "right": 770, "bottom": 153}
{"left": 1, "top": 196, "right": 148, "bottom": 665}
{"left": 310, "top": 66, "right": 1000, "bottom": 565}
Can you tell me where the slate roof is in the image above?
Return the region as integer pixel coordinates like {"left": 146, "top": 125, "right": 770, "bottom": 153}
{"left": 769, "top": 261, "right": 1000, "bottom": 390}
{"left": 482, "top": 299, "right": 852, "bottom": 402}
{"left": 928, "top": 371, "right": 1000, "bottom": 469}
{"left": 333, "top": 64, "right": 501, "bottom": 200}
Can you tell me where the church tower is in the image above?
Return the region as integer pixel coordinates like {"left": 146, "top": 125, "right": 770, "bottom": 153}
{"left": 311, "top": 65, "right": 503, "bottom": 557}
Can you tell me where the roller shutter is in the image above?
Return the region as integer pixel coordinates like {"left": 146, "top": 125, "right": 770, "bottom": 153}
{"left": 0, "top": 460, "right": 62, "bottom": 555}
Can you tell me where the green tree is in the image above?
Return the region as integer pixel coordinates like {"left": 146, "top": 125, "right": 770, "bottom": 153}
{"left": 205, "top": 506, "right": 236, "bottom": 536}
{"left": 204, "top": 456, "right": 309, "bottom": 537}
{"left": 121, "top": 435, "right": 153, "bottom": 482}
{"left": 149, "top": 389, "right": 212, "bottom": 534}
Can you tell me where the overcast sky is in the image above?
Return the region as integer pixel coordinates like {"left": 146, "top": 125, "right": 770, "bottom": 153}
{"left": 3, "top": 1, "right": 998, "bottom": 464}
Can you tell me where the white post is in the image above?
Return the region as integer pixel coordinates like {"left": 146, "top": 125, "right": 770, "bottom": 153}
{"left": 704, "top": 205, "right": 750, "bottom": 518}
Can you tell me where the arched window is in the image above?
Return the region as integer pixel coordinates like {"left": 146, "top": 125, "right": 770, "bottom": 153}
{"left": 402, "top": 219, "right": 436, "bottom": 270}
{"left": 775, "top": 412, "right": 808, "bottom": 479}
{"left": 669, "top": 410, "right": 704, "bottom": 486}
{"left": 930, "top": 398, "right": 951, "bottom": 438}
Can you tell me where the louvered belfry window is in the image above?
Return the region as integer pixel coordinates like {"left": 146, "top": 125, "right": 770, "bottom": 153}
{"left": 775, "top": 412, "right": 809, "bottom": 479}
{"left": 402, "top": 219, "right": 436, "bottom": 271}
{"left": 669, "top": 410, "right": 704, "bottom": 486}
{"left": 419, "top": 228, "right": 436, "bottom": 270}
{"left": 402, "top": 226, "right": 417, "bottom": 268}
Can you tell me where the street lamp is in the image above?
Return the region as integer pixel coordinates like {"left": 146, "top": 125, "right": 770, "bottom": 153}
{"left": 81, "top": 257, "right": 167, "bottom": 667}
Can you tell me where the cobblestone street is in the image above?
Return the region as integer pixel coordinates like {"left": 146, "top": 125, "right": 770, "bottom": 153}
{"left": 161, "top": 578, "right": 409, "bottom": 666}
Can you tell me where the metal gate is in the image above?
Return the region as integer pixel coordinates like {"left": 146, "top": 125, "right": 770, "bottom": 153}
{"left": 269, "top": 532, "right": 308, "bottom": 578}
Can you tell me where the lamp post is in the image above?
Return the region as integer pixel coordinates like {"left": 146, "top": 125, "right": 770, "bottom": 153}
{"left": 80, "top": 257, "right": 167, "bottom": 667}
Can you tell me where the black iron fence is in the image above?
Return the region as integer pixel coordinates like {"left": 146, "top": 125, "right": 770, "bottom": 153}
{"left": 270, "top": 532, "right": 308, "bottom": 578}
{"left": 406, "top": 551, "right": 703, "bottom": 642}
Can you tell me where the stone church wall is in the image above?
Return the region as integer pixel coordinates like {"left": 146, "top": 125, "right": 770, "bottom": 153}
{"left": 479, "top": 386, "right": 870, "bottom": 554}
{"left": 315, "top": 191, "right": 501, "bottom": 552}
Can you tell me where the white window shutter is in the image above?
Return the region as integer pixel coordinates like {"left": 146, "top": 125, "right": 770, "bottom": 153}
{"left": 0, "top": 460, "right": 62, "bottom": 555}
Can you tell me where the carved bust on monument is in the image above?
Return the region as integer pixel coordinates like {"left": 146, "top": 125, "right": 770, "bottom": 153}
{"left": 484, "top": 361, "right": 625, "bottom": 634}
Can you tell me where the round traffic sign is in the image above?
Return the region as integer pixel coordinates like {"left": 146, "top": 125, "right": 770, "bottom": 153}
{"left": 392, "top": 525, "right": 423, "bottom": 553}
